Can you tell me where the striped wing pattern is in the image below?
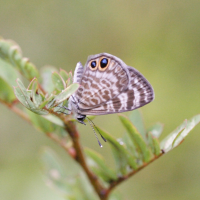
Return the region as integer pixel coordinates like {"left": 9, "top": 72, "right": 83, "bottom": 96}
{"left": 74, "top": 54, "right": 129, "bottom": 110}
{"left": 80, "top": 66, "right": 154, "bottom": 115}
{"left": 72, "top": 53, "right": 154, "bottom": 116}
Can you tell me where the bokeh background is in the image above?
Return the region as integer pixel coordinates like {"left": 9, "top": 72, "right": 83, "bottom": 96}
{"left": 1, "top": 0, "right": 200, "bottom": 199}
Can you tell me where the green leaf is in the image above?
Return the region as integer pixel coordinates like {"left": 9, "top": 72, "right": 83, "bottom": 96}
{"left": 66, "top": 78, "right": 71, "bottom": 87}
{"left": 97, "top": 127, "right": 138, "bottom": 175}
{"left": 41, "top": 147, "right": 74, "bottom": 196}
{"left": 41, "top": 147, "right": 66, "bottom": 177}
{"left": 147, "top": 122, "right": 163, "bottom": 138}
{"left": 147, "top": 132, "right": 161, "bottom": 156}
{"left": 42, "top": 114, "right": 65, "bottom": 127}
{"left": 76, "top": 172, "right": 99, "bottom": 200}
{"left": 27, "top": 110, "right": 57, "bottom": 133}
{"left": 0, "top": 78, "right": 16, "bottom": 102}
{"left": 47, "top": 83, "right": 79, "bottom": 108}
{"left": 41, "top": 148, "right": 98, "bottom": 200}
{"left": 118, "top": 114, "right": 152, "bottom": 163}
{"left": 85, "top": 148, "right": 117, "bottom": 182}
{"left": 129, "top": 109, "right": 146, "bottom": 140}
{"left": 160, "top": 120, "right": 187, "bottom": 152}
{"left": 173, "top": 115, "right": 200, "bottom": 147}
{"left": 161, "top": 115, "right": 200, "bottom": 153}
{"left": 38, "top": 94, "right": 54, "bottom": 109}
{"left": 153, "top": 137, "right": 161, "bottom": 156}
{"left": 27, "top": 77, "right": 37, "bottom": 90}
{"left": 40, "top": 66, "right": 56, "bottom": 94}
{"left": 14, "top": 79, "right": 48, "bottom": 115}
{"left": 0, "top": 38, "right": 39, "bottom": 80}
{"left": 121, "top": 133, "right": 139, "bottom": 162}
{"left": 15, "top": 79, "right": 35, "bottom": 108}
{"left": 0, "top": 59, "right": 19, "bottom": 102}
{"left": 60, "top": 69, "right": 69, "bottom": 82}
{"left": 52, "top": 71, "right": 66, "bottom": 91}
{"left": 0, "top": 59, "right": 19, "bottom": 86}
{"left": 30, "top": 78, "right": 43, "bottom": 108}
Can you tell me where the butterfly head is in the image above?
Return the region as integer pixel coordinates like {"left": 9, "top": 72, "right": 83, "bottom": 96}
{"left": 76, "top": 114, "right": 86, "bottom": 125}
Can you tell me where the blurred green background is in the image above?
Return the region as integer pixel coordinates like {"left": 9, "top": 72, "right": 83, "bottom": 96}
{"left": 1, "top": 0, "right": 200, "bottom": 199}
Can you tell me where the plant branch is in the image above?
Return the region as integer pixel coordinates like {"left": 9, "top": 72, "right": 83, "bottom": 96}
{"left": 104, "top": 152, "right": 164, "bottom": 198}
{"left": 54, "top": 113, "right": 107, "bottom": 199}
{"left": 1, "top": 98, "right": 164, "bottom": 200}
{"left": 0, "top": 100, "right": 76, "bottom": 159}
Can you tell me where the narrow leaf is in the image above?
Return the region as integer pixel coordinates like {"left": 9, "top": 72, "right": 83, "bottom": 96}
{"left": 0, "top": 78, "right": 16, "bottom": 102}
{"left": 122, "top": 133, "right": 138, "bottom": 161}
{"left": 147, "top": 132, "right": 161, "bottom": 156}
{"left": 31, "top": 79, "right": 43, "bottom": 108}
{"left": 97, "top": 127, "right": 138, "bottom": 174}
{"left": 52, "top": 72, "right": 66, "bottom": 91}
{"left": 40, "top": 66, "right": 56, "bottom": 94}
{"left": 27, "top": 110, "right": 57, "bottom": 133}
{"left": 173, "top": 115, "right": 200, "bottom": 148}
{"left": 119, "top": 114, "right": 152, "bottom": 163}
{"left": 15, "top": 78, "right": 35, "bottom": 109}
{"left": 85, "top": 148, "right": 117, "bottom": 181}
{"left": 42, "top": 114, "right": 65, "bottom": 127}
{"left": 160, "top": 120, "right": 187, "bottom": 152}
{"left": 60, "top": 69, "right": 69, "bottom": 82}
{"left": 129, "top": 109, "right": 146, "bottom": 140}
{"left": 53, "top": 83, "right": 79, "bottom": 106}
{"left": 41, "top": 148, "right": 98, "bottom": 200}
{"left": 147, "top": 122, "right": 163, "bottom": 138}
{"left": 0, "top": 59, "right": 19, "bottom": 102}
{"left": 153, "top": 137, "right": 161, "bottom": 156}
{"left": 0, "top": 59, "right": 19, "bottom": 86}
{"left": 14, "top": 79, "right": 48, "bottom": 115}
{"left": 0, "top": 38, "right": 39, "bottom": 80}
{"left": 27, "top": 77, "right": 37, "bottom": 90}
{"left": 41, "top": 147, "right": 74, "bottom": 196}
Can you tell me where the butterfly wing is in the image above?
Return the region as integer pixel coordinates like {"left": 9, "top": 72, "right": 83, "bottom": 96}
{"left": 79, "top": 66, "right": 154, "bottom": 115}
{"left": 73, "top": 62, "right": 84, "bottom": 83}
{"left": 74, "top": 53, "right": 130, "bottom": 110}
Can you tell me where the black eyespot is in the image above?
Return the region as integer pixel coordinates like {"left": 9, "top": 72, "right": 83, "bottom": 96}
{"left": 91, "top": 61, "right": 96, "bottom": 68}
{"left": 100, "top": 58, "right": 108, "bottom": 68}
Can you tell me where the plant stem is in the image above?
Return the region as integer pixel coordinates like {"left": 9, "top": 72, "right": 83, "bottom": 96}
{"left": 104, "top": 152, "right": 164, "bottom": 198}
{"left": 63, "top": 119, "right": 107, "bottom": 199}
{"left": 1, "top": 99, "right": 164, "bottom": 200}
{"left": 0, "top": 100, "right": 76, "bottom": 158}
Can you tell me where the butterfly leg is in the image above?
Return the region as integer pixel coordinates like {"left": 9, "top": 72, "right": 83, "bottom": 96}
{"left": 57, "top": 105, "right": 71, "bottom": 111}
{"left": 56, "top": 111, "right": 70, "bottom": 115}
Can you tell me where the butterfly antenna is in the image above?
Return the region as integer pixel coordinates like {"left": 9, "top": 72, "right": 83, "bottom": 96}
{"left": 86, "top": 117, "right": 107, "bottom": 142}
{"left": 87, "top": 118, "right": 103, "bottom": 147}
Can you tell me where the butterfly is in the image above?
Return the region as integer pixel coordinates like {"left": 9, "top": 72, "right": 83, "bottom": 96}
{"left": 62, "top": 53, "right": 154, "bottom": 146}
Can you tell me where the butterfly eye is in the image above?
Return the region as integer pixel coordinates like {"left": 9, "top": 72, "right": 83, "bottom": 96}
{"left": 100, "top": 58, "right": 108, "bottom": 68}
{"left": 91, "top": 61, "right": 96, "bottom": 68}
